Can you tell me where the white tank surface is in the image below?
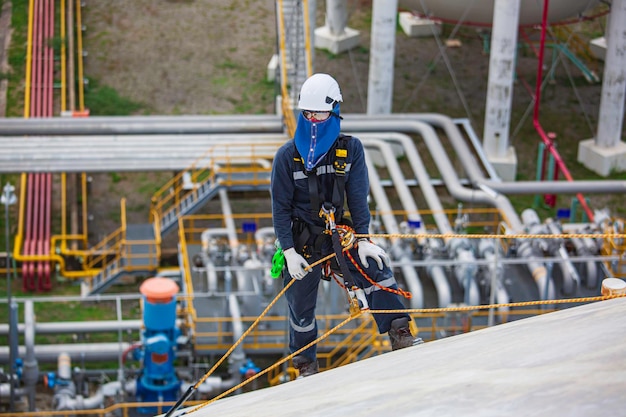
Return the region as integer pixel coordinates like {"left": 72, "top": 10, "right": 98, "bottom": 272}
{"left": 399, "top": 0, "right": 601, "bottom": 26}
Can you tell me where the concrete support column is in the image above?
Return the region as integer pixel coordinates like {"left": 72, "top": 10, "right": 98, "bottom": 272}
{"left": 315, "top": 0, "right": 360, "bottom": 54}
{"left": 578, "top": 0, "right": 626, "bottom": 176}
{"left": 482, "top": 0, "right": 520, "bottom": 181}
{"left": 367, "top": 0, "right": 397, "bottom": 115}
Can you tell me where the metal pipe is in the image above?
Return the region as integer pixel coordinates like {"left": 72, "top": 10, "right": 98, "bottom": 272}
{"left": 362, "top": 135, "right": 451, "bottom": 308}
{"left": 219, "top": 189, "right": 240, "bottom": 262}
{"left": 363, "top": 151, "right": 424, "bottom": 308}
{"left": 345, "top": 117, "right": 553, "bottom": 298}
{"left": 22, "top": 300, "right": 38, "bottom": 411}
{"left": 545, "top": 218, "right": 580, "bottom": 294}
{"left": 227, "top": 293, "right": 245, "bottom": 390}
{"left": 0, "top": 114, "right": 284, "bottom": 135}
{"left": 347, "top": 114, "right": 626, "bottom": 195}
{"left": 344, "top": 117, "right": 524, "bottom": 230}
{"left": 362, "top": 132, "right": 484, "bottom": 306}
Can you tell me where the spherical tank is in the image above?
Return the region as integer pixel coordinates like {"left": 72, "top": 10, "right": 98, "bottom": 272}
{"left": 399, "top": 0, "right": 601, "bottom": 26}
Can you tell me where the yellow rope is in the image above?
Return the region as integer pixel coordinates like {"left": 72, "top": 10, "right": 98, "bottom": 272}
{"left": 359, "top": 232, "right": 626, "bottom": 240}
{"left": 186, "top": 292, "right": 625, "bottom": 413}
{"left": 189, "top": 313, "right": 360, "bottom": 413}
{"left": 374, "top": 294, "right": 624, "bottom": 315}
{"left": 189, "top": 252, "right": 336, "bottom": 389}
{"left": 178, "top": 220, "right": 626, "bottom": 413}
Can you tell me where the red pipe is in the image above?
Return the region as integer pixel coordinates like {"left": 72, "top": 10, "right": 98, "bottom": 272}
{"left": 23, "top": 0, "right": 54, "bottom": 291}
{"left": 23, "top": 174, "right": 34, "bottom": 291}
{"left": 41, "top": 173, "right": 52, "bottom": 290}
{"left": 532, "top": 0, "right": 594, "bottom": 222}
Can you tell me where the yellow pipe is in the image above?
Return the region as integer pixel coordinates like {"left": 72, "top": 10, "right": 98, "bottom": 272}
{"left": 81, "top": 173, "right": 88, "bottom": 246}
{"left": 302, "top": 0, "right": 313, "bottom": 77}
{"left": 13, "top": 174, "right": 28, "bottom": 262}
{"left": 75, "top": 0, "right": 85, "bottom": 111}
{"left": 61, "top": 173, "right": 67, "bottom": 251}
{"left": 23, "top": 0, "right": 35, "bottom": 118}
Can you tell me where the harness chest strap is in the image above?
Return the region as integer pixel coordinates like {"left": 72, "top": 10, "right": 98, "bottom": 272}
{"left": 294, "top": 134, "right": 351, "bottom": 224}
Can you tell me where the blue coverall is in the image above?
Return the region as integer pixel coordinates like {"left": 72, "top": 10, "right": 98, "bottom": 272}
{"left": 270, "top": 134, "right": 411, "bottom": 363}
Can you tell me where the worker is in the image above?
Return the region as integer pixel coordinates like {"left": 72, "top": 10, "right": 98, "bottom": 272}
{"left": 270, "top": 73, "right": 418, "bottom": 378}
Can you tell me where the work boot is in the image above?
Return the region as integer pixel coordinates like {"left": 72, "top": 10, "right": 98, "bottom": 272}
{"left": 292, "top": 355, "right": 319, "bottom": 378}
{"left": 388, "top": 317, "right": 416, "bottom": 351}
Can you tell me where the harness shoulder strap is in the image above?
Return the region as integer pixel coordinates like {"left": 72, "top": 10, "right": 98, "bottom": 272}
{"left": 332, "top": 135, "right": 351, "bottom": 222}
{"left": 292, "top": 135, "right": 352, "bottom": 223}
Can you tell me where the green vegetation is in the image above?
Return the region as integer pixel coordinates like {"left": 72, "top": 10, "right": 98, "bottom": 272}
{"left": 84, "top": 79, "right": 148, "bottom": 115}
{"left": 5, "top": 0, "right": 28, "bottom": 117}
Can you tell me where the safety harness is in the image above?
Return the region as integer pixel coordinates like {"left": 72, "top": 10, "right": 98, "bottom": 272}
{"left": 291, "top": 134, "right": 352, "bottom": 260}
{"left": 299, "top": 134, "right": 350, "bottom": 225}
{"left": 270, "top": 134, "right": 411, "bottom": 313}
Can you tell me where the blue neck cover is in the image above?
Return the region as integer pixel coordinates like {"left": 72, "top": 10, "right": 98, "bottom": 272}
{"left": 294, "top": 104, "right": 342, "bottom": 171}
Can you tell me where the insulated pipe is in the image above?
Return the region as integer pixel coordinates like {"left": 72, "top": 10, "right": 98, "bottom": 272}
{"left": 0, "top": 343, "right": 132, "bottom": 363}
{"left": 519, "top": 209, "right": 556, "bottom": 300}
{"left": 200, "top": 228, "right": 231, "bottom": 293}
{"left": 449, "top": 238, "right": 481, "bottom": 306}
{"left": 183, "top": 375, "right": 239, "bottom": 397}
{"left": 255, "top": 226, "right": 277, "bottom": 262}
{"left": 361, "top": 135, "right": 451, "bottom": 308}
{"left": 344, "top": 117, "right": 525, "bottom": 231}
{"left": 0, "top": 134, "right": 287, "bottom": 173}
{"left": 346, "top": 114, "right": 626, "bottom": 195}
{"left": 348, "top": 117, "right": 571, "bottom": 315}
{"left": 363, "top": 151, "right": 423, "bottom": 308}
{"left": 0, "top": 319, "right": 144, "bottom": 335}
{"left": 219, "top": 189, "right": 240, "bottom": 262}
{"left": 362, "top": 133, "right": 480, "bottom": 306}
{"left": 227, "top": 293, "right": 245, "bottom": 387}
{"left": 55, "top": 379, "right": 125, "bottom": 412}
{"left": 0, "top": 115, "right": 285, "bottom": 135}
{"left": 344, "top": 117, "right": 553, "bottom": 299}
{"left": 22, "top": 301, "right": 38, "bottom": 411}
{"left": 361, "top": 137, "right": 424, "bottom": 232}
{"left": 569, "top": 229, "right": 598, "bottom": 289}
{"left": 424, "top": 237, "right": 453, "bottom": 308}
{"left": 478, "top": 239, "right": 510, "bottom": 322}
{"left": 545, "top": 218, "right": 581, "bottom": 294}
{"left": 360, "top": 132, "right": 478, "bottom": 305}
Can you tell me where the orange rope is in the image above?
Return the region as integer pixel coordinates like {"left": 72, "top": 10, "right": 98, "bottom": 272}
{"left": 345, "top": 243, "right": 413, "bottom": 300}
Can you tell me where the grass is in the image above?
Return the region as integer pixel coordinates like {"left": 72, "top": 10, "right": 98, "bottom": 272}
{"left": 5, "top": 0, "right": 28, "bottom": 117}
{"left": 84, "top": 78, "right": 148, "bottom": 116}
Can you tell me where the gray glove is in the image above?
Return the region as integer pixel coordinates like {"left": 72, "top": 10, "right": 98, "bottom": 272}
{"left": 357, "top": 240, "right": 390, "bottom": 270}
{"left": 283, "top": 248, "right": 310, "bottom": 280}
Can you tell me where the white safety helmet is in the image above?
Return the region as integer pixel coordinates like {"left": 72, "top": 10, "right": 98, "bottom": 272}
{"left": 297, "top": 73, "right": 343, "bottom": 111}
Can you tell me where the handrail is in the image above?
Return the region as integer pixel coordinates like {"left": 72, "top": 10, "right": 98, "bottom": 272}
{"left": 150, "top": 141, "right": 282, "bottom": 226}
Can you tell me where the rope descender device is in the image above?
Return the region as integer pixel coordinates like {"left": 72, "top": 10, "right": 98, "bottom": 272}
{"left": 319, "top": 203, "right": 368, "bottom": 316}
